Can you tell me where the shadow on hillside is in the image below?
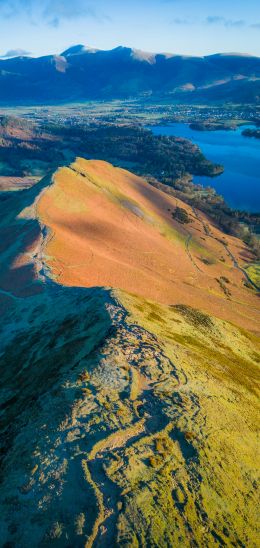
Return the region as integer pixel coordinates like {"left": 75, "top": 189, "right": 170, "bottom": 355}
{"left": 0, "top": 170, "right": 118, "bottom": 473}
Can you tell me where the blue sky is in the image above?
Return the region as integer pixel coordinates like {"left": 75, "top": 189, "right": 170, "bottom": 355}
{"left": 0, "top": 0, "right": 260, "bottom": 58}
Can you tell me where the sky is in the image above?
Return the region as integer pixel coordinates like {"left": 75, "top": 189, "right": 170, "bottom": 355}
{"left": 0, "top": 0, "right": 260, "bottom": 58}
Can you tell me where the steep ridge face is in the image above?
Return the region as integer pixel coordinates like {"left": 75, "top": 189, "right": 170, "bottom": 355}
{"left": 0, "top": 160, "right": 259, "bottom": 547}
{"left": 38, "top": 158, "right": 259, "bottom": 333}
{"left": 0, "top": 48, "right": 259, "bottom": 104}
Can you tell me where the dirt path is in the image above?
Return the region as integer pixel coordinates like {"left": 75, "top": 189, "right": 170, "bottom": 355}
{"left": 223, "top": 242, "right": 259, "bottom": 291}
{"left": 185, "top": 233, "right": 203, "bottom": 273}
{"left": 81, "top": 297, "right": 200, "bottom": 547}
{"left": 192, "top": 207, "right": 259, "bottom": 291}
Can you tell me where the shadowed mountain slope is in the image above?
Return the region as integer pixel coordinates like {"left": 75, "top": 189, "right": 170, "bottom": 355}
{"left": 0, "top": 47, "right": 259, "bottom": 104}
{"left": 0, "top": 159, "right": 259, "bottom": 546}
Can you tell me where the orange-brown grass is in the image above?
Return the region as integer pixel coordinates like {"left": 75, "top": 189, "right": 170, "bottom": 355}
{"left": 37, "top": 159, "right": 260, "bottom": 333}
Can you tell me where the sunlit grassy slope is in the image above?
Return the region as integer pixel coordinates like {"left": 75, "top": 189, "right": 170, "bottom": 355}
{"left": 1, "top": 288, "right": 259, "bottom": 546}
{"left": 0, "top": 159, "right": 259, "bottom": 547}
{"left": 38, "top": 158, "right": 259, "bottom": 333}
{"left": 245, "top": 262, "right": 260, "bottom": 287}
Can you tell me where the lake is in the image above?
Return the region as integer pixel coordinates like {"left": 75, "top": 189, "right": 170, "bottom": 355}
{"left": 149, "top": 123, "right": 260, "bottom": 213}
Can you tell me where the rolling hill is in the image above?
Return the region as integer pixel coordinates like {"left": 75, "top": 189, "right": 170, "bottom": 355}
{"left": 0, "top": 159, "right": 259, "bottom": 546}
{"left": 0, "top": 46, "right": 259, "bottom": 104}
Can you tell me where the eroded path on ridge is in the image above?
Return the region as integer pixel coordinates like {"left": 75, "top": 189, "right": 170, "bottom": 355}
{"left": 1, "top": 289, "right": 258, "bottom": 547}
{"left": 78, "top": 300, "right": 202, "bottom": 547}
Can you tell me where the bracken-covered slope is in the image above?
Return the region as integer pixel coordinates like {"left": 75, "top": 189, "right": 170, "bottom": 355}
{"left": 38, "top": 158, "right": 259, "bottom": 333}
{"left": 0, "top": 160, "right": 259, "bottom": 547}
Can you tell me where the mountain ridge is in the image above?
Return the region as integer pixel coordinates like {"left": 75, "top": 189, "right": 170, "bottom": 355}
{"left": 3, "top": 43, "right": 259, "bottom": 60}
{"left": 0, "top": 44, "right": 259, "bottom": 104}
{"left": 37, "top": 158, "right": 259, "bottom": 333}
{"left": 0, "top": 157, "right": 259, "bottom": 546}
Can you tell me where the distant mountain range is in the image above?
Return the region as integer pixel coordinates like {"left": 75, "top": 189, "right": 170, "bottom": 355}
{"left": 0, "top": 44, "right": 259, "bottom": 104}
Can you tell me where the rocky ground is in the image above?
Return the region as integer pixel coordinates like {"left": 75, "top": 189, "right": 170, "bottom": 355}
{"left": 0, "top": 160, "right": 259, "bottom": 547}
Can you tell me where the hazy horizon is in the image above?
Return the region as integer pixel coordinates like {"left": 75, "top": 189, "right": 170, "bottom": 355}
{"left": 1, "top": 43, "right": 260, "bottom": 60}
{"left": 1, "top": 0, "right": 260, "bottom": 59}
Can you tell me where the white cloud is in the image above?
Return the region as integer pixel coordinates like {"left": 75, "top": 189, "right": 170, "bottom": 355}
{"left": 0, "top": 48, "right": 31, "bottom": 58}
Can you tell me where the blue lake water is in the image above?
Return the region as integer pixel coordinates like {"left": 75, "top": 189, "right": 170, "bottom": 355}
{"left": 149, "top": 123, "right": 260, "bottom": 213}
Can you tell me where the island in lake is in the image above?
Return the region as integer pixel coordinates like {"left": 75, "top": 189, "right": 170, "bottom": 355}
{"left": 242, "top": 128, "right": 260, "bottom": 139}
{"left": 0, "top": 62, "right": 259, "bottom": 547}
{"left": 189, "top": 121, "right": 236, "bottom": 132}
